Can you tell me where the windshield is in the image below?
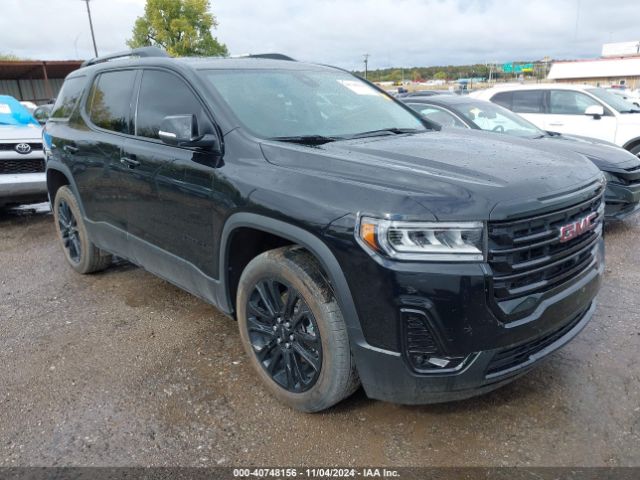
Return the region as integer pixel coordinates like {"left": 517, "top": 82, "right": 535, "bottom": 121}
{"left": 455, "top": 100, "right": 543, "bottom": 137}
{"left": 201, "top": 69, "right": 426, "bottom": 139}
{"left": 587, "top": 88, "right": 640, "bottom": 113}
{"left": 0, "top": 95, "right": 38, "bottom": 126}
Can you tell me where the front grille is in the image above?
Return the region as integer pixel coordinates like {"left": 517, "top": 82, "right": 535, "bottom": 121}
{"left": 0, "top": 158, "right": 45, "bottom": 174}
{"left": 488, "top": 191, "right": 603, "bottom": 302}
{"left": 486, "top": 306, "right": 587, "bottom": 377}
{"left": 0, "top": 143, "right": 42, "bottom": 152}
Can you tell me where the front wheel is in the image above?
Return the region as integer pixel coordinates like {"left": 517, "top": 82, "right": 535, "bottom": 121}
{"left": 236, "top": 247, "right": 359, "bottom": 412}
{"left": 630, "top": 144, "right": 640, "bottom": 158}
{"left": 53, "top": 186, "right": 112, "bottom": 274}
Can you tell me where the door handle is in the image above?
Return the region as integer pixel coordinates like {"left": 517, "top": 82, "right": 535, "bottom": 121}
{"left": 63, "top": 145, "right": 79, "bottom": 154}
{"left": 548, "top": 122, "right": 564, "bottom": 127}
{"left": 120, "top": 156, "right": 140, "bottom": 169}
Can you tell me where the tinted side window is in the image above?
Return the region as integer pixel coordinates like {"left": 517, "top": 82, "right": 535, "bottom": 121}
{"left": 549, "top": 90, "right": 601, "bottom": 115}
{"left": 136, "top": 70, "right": 207, "bottom": 140}
{"left": 492, "top": 92, "right": 512, "bottom": 110}
{"left": 86, "top": 70, "right": 136, "bottom": 133}
{"left": 50, "top": 76, "right": 86, "bottom": 120}
{"left": 408, "top": 104, "right": 466, "bottom": 128}
{"left": 512, "top": 90, "right": 544, "bottom": 113}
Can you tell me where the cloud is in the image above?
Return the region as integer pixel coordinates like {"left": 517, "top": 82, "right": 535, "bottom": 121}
{"left": 1, "top": 0, "right": 638, "bottom": 69}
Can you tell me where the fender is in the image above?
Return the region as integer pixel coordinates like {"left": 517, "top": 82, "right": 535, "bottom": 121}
{"left": 219, "top": 212, "right": 368, "bottom": 347}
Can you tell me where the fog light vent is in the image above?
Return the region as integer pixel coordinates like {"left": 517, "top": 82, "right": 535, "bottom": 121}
{"left": 403, "top": 310, "right": 441, "bottom": 370}
{"left": 402, "top": 309, "right": 467, "bottom": 373}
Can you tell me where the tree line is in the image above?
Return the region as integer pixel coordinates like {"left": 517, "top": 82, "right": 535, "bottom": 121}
{"left": 354, "top": 62, "right": 548, "bottom": 83}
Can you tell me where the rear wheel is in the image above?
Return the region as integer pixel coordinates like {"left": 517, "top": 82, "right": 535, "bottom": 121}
{"left": 53, "top": 186, "right": 112, "bottom": 274}
{"left": 236, "top": 246, "right": 359, "bottom": 412}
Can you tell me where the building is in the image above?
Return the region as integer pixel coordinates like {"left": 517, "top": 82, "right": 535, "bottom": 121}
{"left": 548, "top": 41, "right": 640, "bottom": 89}
{"left": 0, "top": 60, "right": 83, "bottom": 104}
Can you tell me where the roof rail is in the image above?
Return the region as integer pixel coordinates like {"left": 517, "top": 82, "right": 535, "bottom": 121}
{"left": 81, "top": 46, "right": 169, "bottom": 67}
{"left": 236, "top": 53, "right": 296, "bottom": 61}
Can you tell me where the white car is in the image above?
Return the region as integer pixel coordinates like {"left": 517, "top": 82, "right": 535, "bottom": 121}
{"left": 0, "top": 96, "right": 47, "bottom": 208}
{"left": 470, "top": 84, "right": 640, "bottom": 156}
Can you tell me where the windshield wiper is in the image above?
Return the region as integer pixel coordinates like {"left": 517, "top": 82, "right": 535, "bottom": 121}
{"left": 619, "top": 109, "right": 640, "bottom": 114}
{"left": 347, "top": 127, "right": 422, "bottom": 139}
{"left": 269, "top": 135, "right": 341, "bottom": 145}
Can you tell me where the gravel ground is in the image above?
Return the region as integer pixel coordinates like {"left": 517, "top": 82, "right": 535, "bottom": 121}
{"left": 0, "top": 204, "right": 639, "bottom": 467}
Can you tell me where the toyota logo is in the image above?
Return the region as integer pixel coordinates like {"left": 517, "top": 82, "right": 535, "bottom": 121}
{"left": 15, "top": 143, "right": 31, "bottom": 154}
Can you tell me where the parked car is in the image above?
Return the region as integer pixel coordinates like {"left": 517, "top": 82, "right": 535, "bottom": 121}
{"left": 45, "top": 47, "right": 604, "bottom": 412}
{"left": 470, "top": 84, "right": 640, "bottom": 156}
{"left": 396, "top": 90, "right": 443, "bottom": 98}
{"left": 403, "top": 95, "right": 640, "bottom": 220}
{"left": 0, "top": 95, "right": 47, "bottom": 208}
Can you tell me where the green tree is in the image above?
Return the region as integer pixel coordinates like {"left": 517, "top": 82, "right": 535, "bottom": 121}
{"left": 127, "top": 0, "right": 228, "bottom": 57}
{"left": 433, "top": 71, "right": 447, "bottom": 80}
{"left": 0, "top": 53, "right": 20, "bottom": 60}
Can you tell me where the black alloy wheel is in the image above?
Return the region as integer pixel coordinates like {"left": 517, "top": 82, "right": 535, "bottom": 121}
{"left": 245, "top": 278, "right": 322, "bottom": 393}
{"left": 57, "top": 199, "right": 81, "bottom": 263}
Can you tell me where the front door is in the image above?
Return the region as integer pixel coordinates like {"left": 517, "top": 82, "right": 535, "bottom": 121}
{"left": 122, "top": 68, "right": 223, "bottom": 292}
{"left": 544, "top": 89, "right": 618, "bottom": 142}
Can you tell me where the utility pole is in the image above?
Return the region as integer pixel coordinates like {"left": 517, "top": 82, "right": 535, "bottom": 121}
{"left": 363, "top": 54, "right": 369, "bottom": 80}
{"left": 82, "top": 0, "right": 99, "bottom": 57}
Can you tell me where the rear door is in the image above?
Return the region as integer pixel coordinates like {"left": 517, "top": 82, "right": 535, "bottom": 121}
{"left": 75, "top": 69, "right": 138, "bottom": 235}
{"left": 122, "top": 68, "right": 222, "bottom": 287}
{"left": 492, "top": 90, "right": 547, "bottom": 130}
{"left": 544, "top": 89, "right": 617, "bottom": 142}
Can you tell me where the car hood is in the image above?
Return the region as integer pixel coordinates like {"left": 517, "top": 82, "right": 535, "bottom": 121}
{"left": 261, "top": 128, "right": 603, "bottom": 221}
{"left": 537, "top": 133, "right": 640, "bottom": 171}
{"left": 0, "top": 123, "right": 42, "bottom": 142}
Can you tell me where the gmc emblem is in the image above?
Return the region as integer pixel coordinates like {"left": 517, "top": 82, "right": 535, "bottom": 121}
{"left": 558, "top": 212, "right": 598, "bottom": 243}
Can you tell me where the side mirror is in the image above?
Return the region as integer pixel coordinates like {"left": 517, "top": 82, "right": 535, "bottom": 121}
{"left": 33, "top": 105, "right": 51, "bottom": 125}
{"left": 584, "top": 105, "right": 604, "bottom": 119}
{"left": 158, "top": 114, "right": 220, "bottom": 151}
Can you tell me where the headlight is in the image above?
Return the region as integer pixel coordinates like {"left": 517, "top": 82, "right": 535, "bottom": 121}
{"left": 356, "top": 216, "right": 485, "bottom": 261}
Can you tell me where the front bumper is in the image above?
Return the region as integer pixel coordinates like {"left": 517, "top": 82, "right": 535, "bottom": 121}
{"left": 604, "top": 182, "right": 640, "bottom": 220}
{"left": 0, "top": 172, "right": 48, "bottom": 206}
{"left": 348, "top": 240, "right": 603, "bottom": 405}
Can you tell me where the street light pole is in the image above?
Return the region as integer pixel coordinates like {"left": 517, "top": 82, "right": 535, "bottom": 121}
{"left": 82, "top": 0, "right": 99, "bottom": 57}
{"left": 363, "top": 54, "right": 369, "bottom": 80}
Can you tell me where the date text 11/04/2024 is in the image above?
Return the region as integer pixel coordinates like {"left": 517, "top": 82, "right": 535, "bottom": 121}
{"left": 232, "top": 468, "right": 400, "bottom": 477}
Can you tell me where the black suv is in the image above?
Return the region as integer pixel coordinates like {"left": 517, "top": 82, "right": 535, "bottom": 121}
{"left": 43, "top": 48, "right": 605, "bottom": 412}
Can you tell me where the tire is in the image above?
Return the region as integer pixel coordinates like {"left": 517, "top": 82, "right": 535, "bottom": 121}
{"left": 236, "top": 246, "right": 360, "bottom": 412}
{"left": 630, "top": 144, "right": 640, "bottom": 158}
{"left": 53, "top": 186, "right": 112, "bottom": 274}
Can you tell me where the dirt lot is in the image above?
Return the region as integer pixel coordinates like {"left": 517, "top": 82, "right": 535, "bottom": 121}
{"left": 1, "top": 204, "right": 639, "bottom": 467}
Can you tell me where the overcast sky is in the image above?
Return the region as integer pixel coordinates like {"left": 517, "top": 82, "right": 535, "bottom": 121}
{"left": 1, "top": 0, "right": 639, "bottom": 69}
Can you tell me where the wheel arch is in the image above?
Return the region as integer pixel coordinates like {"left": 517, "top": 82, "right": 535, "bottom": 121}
{"left": 219, "top": 213, "right": 365, "bottom": 345}
{"left": 45, "top": 164, "right": 86, "bottom": 216}
{"left": 622, "top": 136, "right": 640, "bottom": 153}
